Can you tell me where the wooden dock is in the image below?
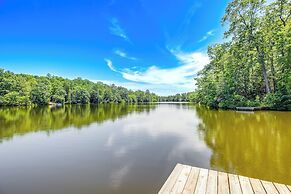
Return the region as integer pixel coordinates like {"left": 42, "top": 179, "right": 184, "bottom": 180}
{"left": 235, "top": 107, "right": 267, "bottom": 111}
{"left": 159, "top": 163, "right": 291, "bottom": 194}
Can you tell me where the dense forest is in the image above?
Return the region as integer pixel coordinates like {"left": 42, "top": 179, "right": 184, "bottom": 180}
{"left": 194, "top": 0, "right": 290, "bottom": 110}
{"left": 158, "top": 92, "right": 196, "bottom": 102}
{"left": 0, "top": 69, "right": 159, "bottom": 106}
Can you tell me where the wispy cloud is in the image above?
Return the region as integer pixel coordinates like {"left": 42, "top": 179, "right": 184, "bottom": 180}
{"left": 184, "top": 2, "right": 202, "bottom": 25}
{"left": 93, "top": 79, "right": 195, "bottom": 96}
{"left": 104, "top": 50, "right": 209, "bottom": 95}
{"left": 109, "top": 18, "right": 130, "bottom": 42}
{"left": 114, "top": 49, "right": 137, "bottom": 60}
{"left": 198, "top": 29, "right": 216, "bottom": 42}
{"left": 120, "top": 51, "right": 209, "bottom": 86}
{"left": 105, "top": 59, "right": 118, "bottom": 72}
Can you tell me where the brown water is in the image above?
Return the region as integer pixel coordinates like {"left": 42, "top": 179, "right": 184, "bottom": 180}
{"left": 0, "top": 104, "right": 290, "bottom": 194}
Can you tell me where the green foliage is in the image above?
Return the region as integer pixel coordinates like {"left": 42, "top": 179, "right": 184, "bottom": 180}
{"left": 30, "top": 81, "right": 51, "bottom": 105}
{"left": 263, "top": 93, "right": 291, "bottom": 110}
{"left": 51, "top": 87, "right": 66, "bottom": 104}
{"left": 0, "top": 69, "right": 159, "bottom": 106}
{"left": 0, "top": 91, "right": 31, "bottom": 106}
{"left": 195, "top": 0, "right": 291, "bottom": 110}
{"left": 159, "top": 92, "right": 193, "bottom": 102}
{"left": 71, "top": 87, "right": 90, "bottom": 104}
{"left": 218, "top": 94, "right": 247, "bottom": 109}
{"left": 90, "top": 86, "right": 100, "bottom": 104}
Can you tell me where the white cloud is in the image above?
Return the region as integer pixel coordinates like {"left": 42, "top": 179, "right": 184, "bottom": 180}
{"left": 198, "top": 29, "right": 216, "bottom": 42}
{"left": 109, "top": 18, "right": 130, "bottom": 42}
{"left": 114, "top": 49, "right": 137, "bottom": 60}
{"left": 105, "top": 58, "right": 118, "bottom": 72}
{"left": 92, "top": 79, "right": 192, "bottom": 96}
{"left": 121, "top": 51, "right": 209, "bottom": 87}
{"left": 103, "top": 50, "right": 209, "bottom": 95}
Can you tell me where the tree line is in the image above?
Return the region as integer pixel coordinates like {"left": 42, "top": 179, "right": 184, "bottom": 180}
{"left": 0, "top": 69, "right": 159, "bottom": 106}
{"left": 194, "top": 0, "right": 290, "bottom": 110}
{"left": 158, "top": 92, "right": 196, "bottom": 102}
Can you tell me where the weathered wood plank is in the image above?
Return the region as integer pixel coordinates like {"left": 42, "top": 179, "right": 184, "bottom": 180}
{"left": 158, "top": 164, "right": 290, "bottom": 194}
{"left": 183, "top": 167, "right": 200, "bottom": 194}
{"left": 261, "top": 180, "right": 279, "bottom": 194}
{"left": 218, "top": 171, "right": 230, "bottom": 194}
{"left": 171, "top": 165, "right": 192, "bottom": 193}
{"left": 249, "top": 178, "right": 266, "bottom": 194}
{"left": 159, "top": 163, "right": 184, "bottom": 194}
{"left": 206, "top": 170, "right": 218, "bottom": 194}
{"left": 273, "top": 183, "right": 291, "bottom": 194}
{"left": 239, "top": 176, "right": 254, "bottom": 194}
{"left": 229, "top": 173, "right": 242, "bottom": 194}
{"left": 194, "top": 168, "right": 209, "bottom": 194}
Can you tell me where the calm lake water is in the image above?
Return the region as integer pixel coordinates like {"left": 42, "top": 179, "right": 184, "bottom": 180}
{"left": 0, "top": 104, "right": 290, "bottom": 194}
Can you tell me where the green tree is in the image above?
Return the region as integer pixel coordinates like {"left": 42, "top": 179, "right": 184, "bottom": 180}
{"left": 30, "top": 81, "right": 51, "bottom": 105}
{"left": 194, "top": 0, "right": 291, "bottom": 110}
{"left": 71, "top": 86, "right": 90, "bottom": 104}
{"left": 51, "top": 87, "right": 66, "bottom": 104}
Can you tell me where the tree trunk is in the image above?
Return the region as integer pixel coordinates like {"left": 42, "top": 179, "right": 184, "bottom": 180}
{"left": 256, "top": 46, "right": 271, "bottom": 93}
{"left": 270, "top": 53, "right": 277, "bottom": 92}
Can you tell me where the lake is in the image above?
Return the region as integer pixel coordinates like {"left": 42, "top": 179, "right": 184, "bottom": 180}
{"left": 0, "top": 103, "right": 290, "bottom": 194}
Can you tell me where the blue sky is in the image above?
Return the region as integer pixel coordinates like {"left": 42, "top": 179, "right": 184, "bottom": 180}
{"left": 0, "top": 0, "right": 229, "bottom": 95}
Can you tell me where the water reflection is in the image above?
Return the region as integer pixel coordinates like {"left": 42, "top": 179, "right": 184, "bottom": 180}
{"left": 195, "top": 106, "right": 291, "bottom": 184}
{"left": 0, "top": 104, "right": 156, "bottom": 141}
{"left": 0, "top": 104, "right": 290, "bottom": 194}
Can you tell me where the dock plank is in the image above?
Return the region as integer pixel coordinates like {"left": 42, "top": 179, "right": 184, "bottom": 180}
{"left": 171, "top": 165, "right": 192, "bottom": 193}
{"left": 229, "top": 173, "right": 242, "bottom": 194}
{"left": 206, "top": 170, "right": 218, "bottom": 194}
{"left": 183, "top": 167, "right": 200, "bottom": 194}
{"left": 249, "top": 178, "right": 266, "bottom": 194}
{"left": 159, "top": 164, "right": 184, "bottom": 194}
{"left": 274, "top": 183, "right": 291, "bottom": 194}
{"left": 194, "top": 168, "right": 208, "bottom": 194}
{"left": 239, "top": 176, "right": 254, "bottom": 194}
{"left": 218, "top": 172, "right": 229, "bottom": 194}
{"left": 261, "top": 180, "right": 279, "bottom": 194}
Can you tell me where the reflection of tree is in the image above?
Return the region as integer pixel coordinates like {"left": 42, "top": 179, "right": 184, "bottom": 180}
{"left": 195, "top": 106, "right": 291, "bottom": 184}
{"left": 0, "top": 104, "right": 156, "bottom": 141}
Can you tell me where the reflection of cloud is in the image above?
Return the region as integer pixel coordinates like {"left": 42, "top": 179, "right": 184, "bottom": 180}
{"left": 106, "top": 134, "right": 140, "bottom": 158}
{"left": 123, "top": 106, "right": 200, "bottom": 137}
{"left": 107, "top": 105, "right": 210, "bottom": 162}
{"left": 114, "top": 147, "right": 128, "bottom": 157}
{"left": 106, "top": 134, "right": 115, "bottom": 147}
{"left": 110, "top": 164, "right": 131, "bottom": 189}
